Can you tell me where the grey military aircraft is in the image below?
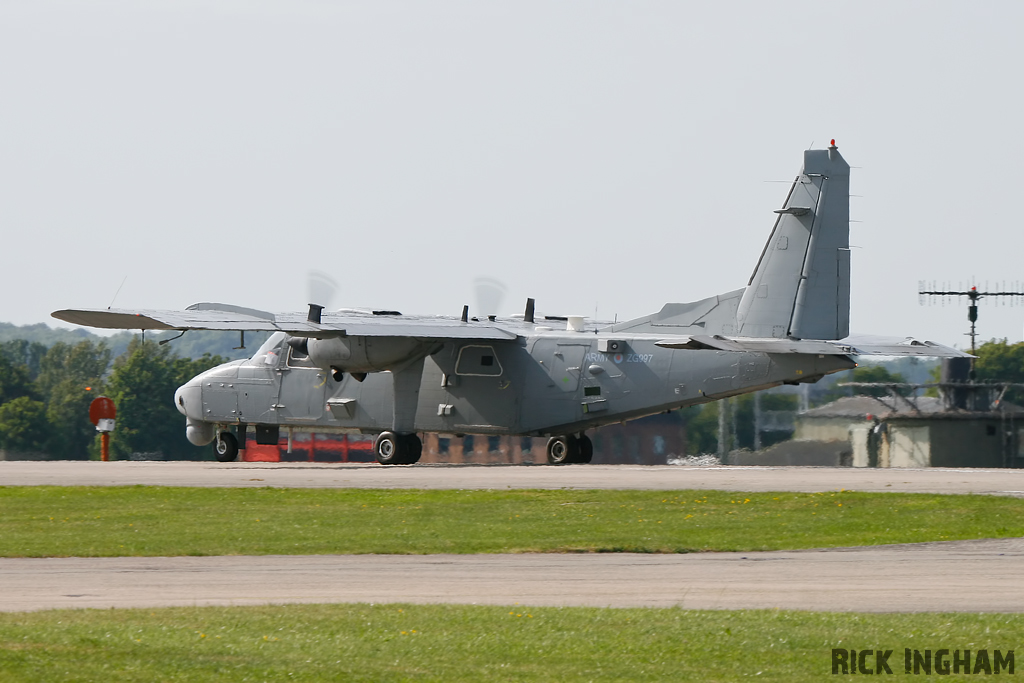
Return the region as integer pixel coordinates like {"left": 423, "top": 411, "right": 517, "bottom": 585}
{"left": 54, "top": 142, "right": 967, "bottom": 465}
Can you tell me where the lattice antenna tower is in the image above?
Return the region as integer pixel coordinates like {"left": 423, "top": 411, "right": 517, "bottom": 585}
{"left": 918, "top": 279, "right": 1024, "bottom": 354}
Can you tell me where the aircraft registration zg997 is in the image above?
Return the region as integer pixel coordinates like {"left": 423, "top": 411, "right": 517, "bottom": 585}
{"left": 54, "top": 143, "right": 968, "bottom": 465}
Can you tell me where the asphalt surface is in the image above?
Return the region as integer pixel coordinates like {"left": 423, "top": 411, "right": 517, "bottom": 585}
{"left": 3, "top": 539, "right": 1022, "bottom": 613}
{"left": 4, "top": 461, "right": 1024, "bottom": 495}
{"left": 5, "top": 462, "right": 1023, "bottom": 613}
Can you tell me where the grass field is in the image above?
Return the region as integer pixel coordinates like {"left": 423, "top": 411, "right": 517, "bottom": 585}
{"left": 1, "top": 603, "right": 1020, "bottom": 682}
{"left": 1, "top": 486, "right": 1023, "bottom": 557}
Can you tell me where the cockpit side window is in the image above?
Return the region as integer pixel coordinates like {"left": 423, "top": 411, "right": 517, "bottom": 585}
{"left": 287, "top": 345, "right": 318, "bottom": 369}
{"left": 250, "top": 332, "right": 286, "bottom": 366}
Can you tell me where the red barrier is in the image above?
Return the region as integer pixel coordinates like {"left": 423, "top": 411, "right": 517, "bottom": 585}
{"left": 242, "top": 433, "right": 375, "bottom": 463}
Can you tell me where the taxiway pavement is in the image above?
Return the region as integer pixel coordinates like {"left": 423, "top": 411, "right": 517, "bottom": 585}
{"left": 3, "top": 539, "right": 1022, "bottom": 613}
{"left": 4, "top": 461, "right": 1024, "bottom": 496}
{"left": 5, "top": 462, "right": 1022, "bottom": 613}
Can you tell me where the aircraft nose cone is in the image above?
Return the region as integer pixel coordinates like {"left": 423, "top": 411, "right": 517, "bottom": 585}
{"left": 174, "top": 379, "right": 203, "bottom": 419}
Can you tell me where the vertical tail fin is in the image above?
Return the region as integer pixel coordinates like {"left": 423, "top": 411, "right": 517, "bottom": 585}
{"left": 735, "top": 143, "right": 850, "bottom": 340}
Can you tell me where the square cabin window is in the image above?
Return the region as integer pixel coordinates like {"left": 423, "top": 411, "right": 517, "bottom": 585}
{"left": 455, "top": 345, "right": 503, "bottom": 376}
{"left": 287, "top": 346, "right": 317, "bottom": 369}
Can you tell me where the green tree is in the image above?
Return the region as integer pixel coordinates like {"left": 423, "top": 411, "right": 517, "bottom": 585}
{"left": 105, "top": 339, "right": 225, "bottom": 460}
{"left": 680, "top": 403, "right": 719, "bottom": 455}
{"left": 732, "top": 392, "right": 798, "bottom": 450}
{"left": 35, "top": 341, "right": 112, "bottom": 459}
{"left": 0, "top": 397, "right": 50, "bottom": 453}
{"left": 971, "top": 339, "right": 1024, "bottom": 403}
{"left": 0, "top": 354, "right": 34, "bottom": 404}
{"left": 0, "top": 339, "right": 48, "bottom": 381}
{"left": 682, "top": 392, "right": 799, "bottom": 456}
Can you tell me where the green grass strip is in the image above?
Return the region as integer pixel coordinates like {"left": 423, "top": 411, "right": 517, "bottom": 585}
{"left": 2, "top": 486, "right": 1024, "bottom": 557}
{"left": 1, "top": 604, "right": 1021, "bottom": 681}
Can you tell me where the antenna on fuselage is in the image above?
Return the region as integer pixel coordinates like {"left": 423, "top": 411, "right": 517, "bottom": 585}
{"left": 108, "top": 275, "right": 128, "bottom": 310}
{"left": 524, "top": 298, "right": 535, "bottom": 324}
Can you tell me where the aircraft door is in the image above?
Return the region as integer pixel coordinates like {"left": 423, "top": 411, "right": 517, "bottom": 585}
{"left": 275, "top": 344, "right": 328, "bottom": 422}
{"left": 443, "top": 343, "right": 517, "bottom": 430}
{"left": 521, "top": 341, "right": 589, "bottom": 430}
{"left": 238, "top": 354, "right": 280, "bottom": 423}
{"left": 543, "top": 343, "right": 587, "bottom": 393}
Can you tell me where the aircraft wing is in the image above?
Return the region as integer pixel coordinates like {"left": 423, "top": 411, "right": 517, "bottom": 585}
{"left": 654, "top": 333, "right": 971, "bottom": 358}
{"left": 51, "top": 305, "right": 519, "bottom": 341}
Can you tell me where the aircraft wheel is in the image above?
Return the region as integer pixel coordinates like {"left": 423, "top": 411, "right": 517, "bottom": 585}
{"left": 577, "top": 435, "right": 593, "bottom": 464}
{"left": 546, "top": 435, "right": 578, "bottom": 465}
{"left": 402, "top": 433, "right": 422, "bottom": 464}
{"left": 215, "top": 432, "right": 239, "bottom": 462}
{"left": 374, "top": 431, "right": 404, "bottom": 465}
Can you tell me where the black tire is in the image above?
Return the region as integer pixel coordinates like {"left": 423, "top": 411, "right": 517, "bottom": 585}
{"left": 577, "top": 435, "right": 593, "bottom": 464}
{"left": 402, "top": 433, "right": 422, "bottom": 464}
{"left": 546, "top": 435, "right": 578, "bottom": 465}
{"left": 215, "top": 432, "right": 239, "bottom": 462}
{"left": 375, "top": 431, "right": 404, "bottom": 465}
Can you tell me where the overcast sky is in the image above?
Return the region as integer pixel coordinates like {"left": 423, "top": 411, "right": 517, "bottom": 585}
{"left": 2, "top": 1, "right": 1022, "bottom": 348}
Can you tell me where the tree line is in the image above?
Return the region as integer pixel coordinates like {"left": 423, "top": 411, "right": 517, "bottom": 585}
{"left": 0, "top": 338, "right": 224, "bottom": 460}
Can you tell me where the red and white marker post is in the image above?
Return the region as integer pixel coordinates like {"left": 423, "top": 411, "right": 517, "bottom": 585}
{"left": 89, "top": 397, "right": 116, "bottom": 461}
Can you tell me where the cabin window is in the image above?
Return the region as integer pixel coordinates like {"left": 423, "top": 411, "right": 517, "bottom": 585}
{"left": 584, "top": 386, "right": 601, "bottom": 397}
{"left": 455, "top": 345, "right": 503, "bottom": 376}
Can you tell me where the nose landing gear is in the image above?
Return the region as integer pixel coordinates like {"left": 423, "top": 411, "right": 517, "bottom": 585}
{"left": 214, "top": 432, "right": 239, "bottom": 462}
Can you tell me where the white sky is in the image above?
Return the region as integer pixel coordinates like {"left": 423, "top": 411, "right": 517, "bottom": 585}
{"left": 2, "top": 1, "right": 1022, "bottom": 348}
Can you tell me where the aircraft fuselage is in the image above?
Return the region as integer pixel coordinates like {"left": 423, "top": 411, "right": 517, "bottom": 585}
{"left": 175, "top": 330, "right": 854, "bottom": 438}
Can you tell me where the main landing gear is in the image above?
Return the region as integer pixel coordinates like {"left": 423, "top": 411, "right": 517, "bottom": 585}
{"left": 374, "top": 431, "right": 422, "bottom": 465}
{"left": 546, "top": 434, "right": 593, "bottom": 465}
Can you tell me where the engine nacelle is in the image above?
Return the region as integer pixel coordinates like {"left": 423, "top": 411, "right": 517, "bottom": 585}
{"left": 307, "top": 336, "right": 426, "bottom": 373}
{"left": 186, "top": 418, "right": 216, "bottom": 446}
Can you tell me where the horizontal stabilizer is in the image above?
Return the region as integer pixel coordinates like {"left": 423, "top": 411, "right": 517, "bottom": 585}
{"left": 655, "top": 335, "right": 845, "bottom": 355}
{"left": 838, "top": 334, "right": 973, "bottom": 358}
{"left": 655, "top": 333, "right": 970, "bottom": 358}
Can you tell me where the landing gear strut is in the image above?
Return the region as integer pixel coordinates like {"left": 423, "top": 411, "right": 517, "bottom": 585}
{"left": 374, "top": 431, "right": 422, "bottom": 465}
{"left": 546, "top": 434, "right": 593, "bottom": 465}
{"left": 215, "top": 432, "right": 239, "bottom": 462}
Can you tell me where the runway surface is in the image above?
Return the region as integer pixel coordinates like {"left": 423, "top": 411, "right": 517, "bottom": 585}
{"left": 3, "top": 539, "right": 1022, "bottom": 613}
{"left": 4, "top": 461, "right": 1024, "bottom": 496}
{"left": 5, "top": 462, "right": 1022, "bottom": 614}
